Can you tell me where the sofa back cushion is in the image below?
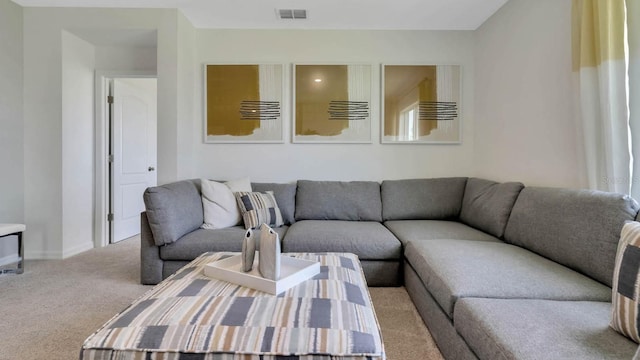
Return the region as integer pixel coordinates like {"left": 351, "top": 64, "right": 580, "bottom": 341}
{"left": 295, "top": 180, "right": 382, "bottom": 221}
{"left": 252, "top": 182, "right": 297, "bottom": 225}
{"left": 504, "top": 187, "right": 640, "bottom": 287}
{"left": 143, "top": 179, "right": 204, "bottom": 246}
{"left": 381, "top": 178, "right": 468, "bottom": 221}
{"left": 459, "top": 178, "right": 524, "bottom": 238}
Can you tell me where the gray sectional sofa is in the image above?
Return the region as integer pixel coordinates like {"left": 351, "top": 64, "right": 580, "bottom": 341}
{"left": 140, "top": 177, "right": 640, "bottom": 359}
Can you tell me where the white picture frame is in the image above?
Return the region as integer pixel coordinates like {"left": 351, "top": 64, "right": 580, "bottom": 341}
{"left": 292, "top": 63, "right": 372, "bottom": 144}
{"left": 204, "top": 63, "right": 285, "bottom": 143}
{"left": 381, "top": 64, "right": 462, "bottom": 144}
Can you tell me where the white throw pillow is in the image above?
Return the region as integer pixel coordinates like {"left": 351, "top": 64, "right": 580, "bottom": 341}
{"left": 201, "top": 178, "right": 251, "bottom": 229}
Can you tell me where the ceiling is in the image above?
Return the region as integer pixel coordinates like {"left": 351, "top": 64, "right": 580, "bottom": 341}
{"left": 12, "top": 0, "right": 509, "bottom": 30}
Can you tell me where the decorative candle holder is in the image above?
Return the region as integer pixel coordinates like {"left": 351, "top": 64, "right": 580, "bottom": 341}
{"left": 258, "top": 223, "right": 281, "bottom": 280}
{"left": 241, "top": 229, "right": 255, "bottom": 272}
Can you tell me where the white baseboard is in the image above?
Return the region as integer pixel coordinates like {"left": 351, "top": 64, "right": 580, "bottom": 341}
{"left": 26, "top": 250, "right": 61, "bottom": 260}
{"left": 26, "top": 241, "right": 94, "bottom": 260}
{"left": 63, "top": 241, "right": 95, "bottom": 259}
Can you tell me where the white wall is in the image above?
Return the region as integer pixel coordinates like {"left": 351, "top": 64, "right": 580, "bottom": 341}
{"left": 23, "top": 8, "right": 179, "bottom": 259}
{"left": 24, "top": 9, "right": 64, "bottom": 259}
{"left": 473, "top": 0, "right": 583, "bottom": 188}
{"left": 192, "top": 30, "right": 475, "bottom": 182}
{"left": 0, "top": 0, "right": 23, "bottom": 265}
{"left": 95, "top": 46, "right": 157, "bottom": 72}
{"left": 177, "top": 12, "right": 197, "bottom": 180}
{"left": 61, "top": 31, "right": 96, "bottom": 257}
{"left": 15, "top": 2, "right": 588, "bottom": 260}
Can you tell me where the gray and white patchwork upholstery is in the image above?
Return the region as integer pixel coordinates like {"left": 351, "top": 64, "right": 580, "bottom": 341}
{"left": 81, "top": 252, "right": 385, "bottom": 360}
{"left": 252, "top": 182, "right": 297, "bottom": 225}
{"left": 235, "top": 191, "right": 284, "bottom": 229}
{"left": 611, "top": 221, "right": 640, "bottom": 343}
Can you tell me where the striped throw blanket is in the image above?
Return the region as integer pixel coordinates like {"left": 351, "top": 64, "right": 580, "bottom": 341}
{"left": 80, "top": 252, "right": 385, "bottom": 359}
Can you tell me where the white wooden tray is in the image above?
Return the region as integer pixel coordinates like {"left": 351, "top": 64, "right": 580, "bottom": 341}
{"left": 203, "top": 253, "right": 320, "bottom": 295}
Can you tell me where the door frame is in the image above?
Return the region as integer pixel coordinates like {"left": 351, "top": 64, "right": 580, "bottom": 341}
{"left": 94, "top": 70, "right": 156, "bottom": 248}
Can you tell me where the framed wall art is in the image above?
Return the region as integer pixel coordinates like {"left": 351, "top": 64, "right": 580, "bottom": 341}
{"left": 381, "top": 64, "right": 461, "bottom": 144}
{"left": 293, "top": 64, "right": 372, "bottom": 143}
{"left": 204, "top": 64, "right": 284, "bottom": 143}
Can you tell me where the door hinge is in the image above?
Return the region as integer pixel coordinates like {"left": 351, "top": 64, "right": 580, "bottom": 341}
{"left": 108, "top": 154, "right": 114, "bottom": 163}
{"left": 107, "top": 95, "right": 114, "bottom": 104}
{"left": 107, "top": 213, "right": 114, "bottom": 222}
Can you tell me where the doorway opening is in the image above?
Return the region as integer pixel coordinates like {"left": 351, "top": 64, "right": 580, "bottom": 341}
{"left": 95, "top": 72, "right": 157, "bottom": 246}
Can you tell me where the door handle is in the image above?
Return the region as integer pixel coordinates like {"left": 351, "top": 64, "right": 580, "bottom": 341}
{"left": 148, "top": 166, "right": 155, "bottom": 172}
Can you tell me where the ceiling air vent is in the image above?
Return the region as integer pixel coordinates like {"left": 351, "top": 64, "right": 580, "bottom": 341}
{"left": 277, "top": 9, "right": 307, "bottom": 20}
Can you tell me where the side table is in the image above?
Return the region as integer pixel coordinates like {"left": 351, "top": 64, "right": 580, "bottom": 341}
{"left": 0, "top": 223, "right": 25, "bottom": 274}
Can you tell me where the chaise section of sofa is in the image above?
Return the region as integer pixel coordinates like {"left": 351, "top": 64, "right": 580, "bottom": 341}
{"left": 454, "top": 298, "right": 638, "bottom": 360}
{"left": 405, "top": 239, "right": 611, "bottom": 318}
{"left": 403, "top": 183, "right": 640, "bottom": 360}
{"left": 282, "top": 180, "right": 402, "bottom": 286}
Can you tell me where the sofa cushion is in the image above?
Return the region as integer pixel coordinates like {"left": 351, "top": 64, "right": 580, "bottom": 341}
{"left": 160, "top": 226, "right": 289, "bottom": 260}
{"left": 235, "top": 191, "right": 284, "bottom": 229}
{"left": 295, "top": 180, "right": 382, "bottom": 221}
{"left": 282, "top": 220, "right": 401, "bottom": 260}
{"left": 459, "top": 178, "right": 523, "bottom": 238}
{"left": 252, "top": 182, "right": 296, "bottom": 225}
{"left": 384, "top": 220, "right": 501, "bottom": 246}
{"left": 404, "top": 240, "right": 611, "bottom": 318}
{"left": 143, "top": 180, "right": 204, "bottom": 246}
{"left": 454, "top": 298, "right": 638, "bottom": 360}
{"left": 381, "top": 178, "right": 467, "bottom": 221}
{"left": 201, "top": 178, "right": 251, "bottom": 229}
{"left": 611, "top": 221, "right": 640, "bottom": 343}
{"left": 504, "top": 187, "right": 640, "bottom": 287}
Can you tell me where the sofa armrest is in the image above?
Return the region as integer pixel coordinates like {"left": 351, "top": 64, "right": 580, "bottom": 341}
{"left": 140, "top": 211, "right": 163, "bottom": 285}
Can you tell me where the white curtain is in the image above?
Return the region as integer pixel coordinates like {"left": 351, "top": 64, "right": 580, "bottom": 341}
{"left": 573, "top": 0, "right": 631, "bottom": 194}
{"left": 627, "top": 0, "right": 640, "bottom": 198}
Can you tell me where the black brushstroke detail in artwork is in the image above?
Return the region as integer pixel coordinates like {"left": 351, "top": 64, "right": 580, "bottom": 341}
{"left": 419, "top": 101, "right": 458, "bottom": 121}
{"left": 327, "top": 101, "right": 370, "bottom": 121}
{"left": 239, "top": 100, "right": 281, "bottom": 120}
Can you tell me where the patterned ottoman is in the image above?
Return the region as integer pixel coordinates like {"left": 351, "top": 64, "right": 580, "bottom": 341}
{"left": 80, "top": 252, "right": 385, "bottom": 360}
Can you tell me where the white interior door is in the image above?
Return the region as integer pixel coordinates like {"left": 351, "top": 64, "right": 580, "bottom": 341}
{"left": 111, "top": 78, "right": 157, "bottom": 243}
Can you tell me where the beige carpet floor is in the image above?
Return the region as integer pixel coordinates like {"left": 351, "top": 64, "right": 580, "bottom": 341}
{"left": 0, "top": 237, "right": 443, "bottom": 360}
